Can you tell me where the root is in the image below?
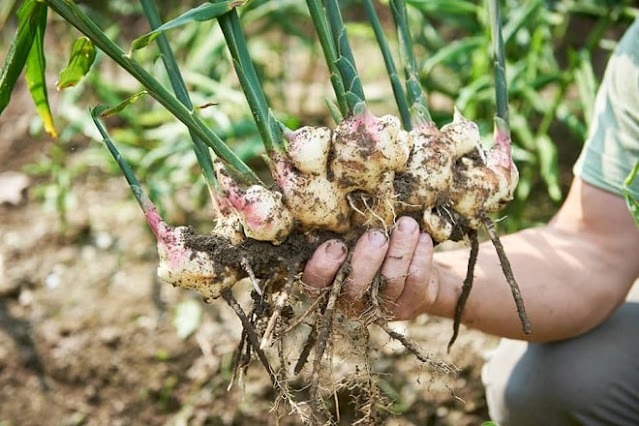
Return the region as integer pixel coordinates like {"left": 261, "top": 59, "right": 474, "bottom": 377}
{"left": 294, "top": 322, "right": 318, "bottom": 375}
{"left": 358, "top": 326, "right": 380, "bottom": 425}
{"left": 347, "top": 192, "right": 394, "bottom": 235}
{"left": 241, "top": 256, "right": 263, "bottom": 295}
{"left": 283, "top": 291, "right": 326, "bottom": 335}
{"left": 221, "top": 288, "right": 278, "bottom": 386}
{"left": 481, "top": 216, "right": 531, "bottom": 334}
{"left": 261, "top": 267, "right": 298, "bottom": 349}
{"left": 448, "top": 229, "right": 479, "bottom": 351}
{"left": 370, "top": 273, "right": 457, "bottom": 376}
{"left": 228, "top": 329, "right": 248, "bottom": 391}
{"left": 347, "top": 193, "right": 368, "bottom": 218}
{"left": 361, "top": 195, "right": 389, "bottom": 233}
{"left": 309, "top": 252, "right": 353, "bottom": 424}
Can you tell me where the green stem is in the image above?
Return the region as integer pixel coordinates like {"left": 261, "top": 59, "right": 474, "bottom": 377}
{"left": 44, "top": 0, "right": 260, "bottom": 185}
{"left": 140, "top": 0, "right": 217, "bottom": 189}
{"left": 488, "top": 0, "right": 509, "bottom": 125}
{"left": 324, "top": 0, "right": 365, "bottom": 112}
{"left": 362, "top": 0, "right": 411, "bottom": 130}
{"left": 216, "top": 5, "right": 283, "bottom": 153}
{"left": 92, "top": 114, "right": 149, "bottom": 212}
{"left": 305, "top": 0, "right": 348, "bottom": 118}
{"left": 389, "top": 0, "right": 432, "bottom": 124}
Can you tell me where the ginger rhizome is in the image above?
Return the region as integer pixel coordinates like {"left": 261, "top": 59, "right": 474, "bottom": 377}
{"left": 151, "top": 106, "right": 518, "bottom": 300}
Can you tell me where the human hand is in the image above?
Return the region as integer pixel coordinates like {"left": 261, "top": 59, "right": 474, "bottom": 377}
{"left": 302, "top": 216, "right": 439, "bottom": 320}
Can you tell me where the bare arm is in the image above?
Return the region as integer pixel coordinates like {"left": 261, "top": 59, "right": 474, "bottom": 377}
{"left": 303, "top": 178, "right": 639, "bottom": 341}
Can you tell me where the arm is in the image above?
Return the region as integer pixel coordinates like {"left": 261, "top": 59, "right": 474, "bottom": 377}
{"left": 303, "top": 177, "right": 639, "bottom": 342}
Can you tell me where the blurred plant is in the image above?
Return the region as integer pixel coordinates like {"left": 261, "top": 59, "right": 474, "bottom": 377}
{"left": 406, "top": 0, "right": 637, "bottom": 228}
{"left": 1, "top": 0, "right": 316, "bottom": 228}
{"left": 1, "top": 0, "right": 637, "bottom": 231}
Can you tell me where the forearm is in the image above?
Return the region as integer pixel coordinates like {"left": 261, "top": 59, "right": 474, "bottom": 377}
{"left": 429, "top": 226, "right": 630, "bottom": 341}
{"left": 427, "top": 178, "right": 639, "bottom": 341}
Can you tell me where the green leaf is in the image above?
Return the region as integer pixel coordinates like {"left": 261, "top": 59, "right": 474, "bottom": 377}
{"left": 0, "top": 0, "right": 47, "bottom": 116}
{"left": 25, "top": 2, "right": 56, "bottom": 138}
{"left": 131, "top": 1, "right": 244, "bottom": 51}
{"left": 502, "top": 0, "right": 543, "bottom": 45}
{"left": 407, "top": 0, "right": 479, "bottom": 15}
{"left": 623, "top": 160, "right": 639, "bottom": 227}
{"left": 172, "top": 299, "right": 202, "bottom": 339}
{"left": 95, "top": 91, "right": 149, "bottom": 117}
{"left": 46, "top": 0, "right": 259, "bottom": 184}
{"left": 57, "top": 37, "right": 96, "bottom": 90}
{"left": 536, "top": 135, "right": 562, "bottom": 201}
{"left": 573, "top": 50, "right": 597, "bottom": 129}
{"left": 422, "top": 37, "right": 483, "bottom": 75}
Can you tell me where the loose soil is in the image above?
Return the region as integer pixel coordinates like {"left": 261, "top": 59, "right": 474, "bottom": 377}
{"left": 0, "top": 91, "right": 498, "bottom": 425}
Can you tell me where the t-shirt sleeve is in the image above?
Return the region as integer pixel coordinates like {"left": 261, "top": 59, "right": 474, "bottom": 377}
{"left": 573, "top": 19, "right": 639, "bottom": 199}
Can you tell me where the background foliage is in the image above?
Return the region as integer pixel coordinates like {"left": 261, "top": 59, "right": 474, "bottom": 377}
{"left": 2, "top": 0, "right": 637, "bottom": 230}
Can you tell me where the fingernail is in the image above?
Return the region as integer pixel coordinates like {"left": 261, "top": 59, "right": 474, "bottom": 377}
{"left": 367, "top": 230, "right": 388, "bottom": 247}
{"left": 398, "top": 217, "right": 418, "bottom": 233}
{"left": 325, "top": 241, "right": 346, "bottom": 260}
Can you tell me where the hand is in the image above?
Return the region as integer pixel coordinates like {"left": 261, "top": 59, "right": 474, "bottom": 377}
{"left": 302, "top": 216, "right": 439, "bottom": 320}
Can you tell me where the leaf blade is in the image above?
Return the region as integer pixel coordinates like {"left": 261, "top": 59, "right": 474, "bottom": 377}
{"left": 536, "top": 135, "right": 561, "bottom": 201}
{"left": 624, "top": 160, "right": 639, "bottom": 227}
{"left": 57, "top": 37, "right": 97, "bottom": 90}
{"left": 24, "top": 3, "right": 56, "bottom": 137}
{"left": 131, "top": 1, "right": 244, "bottom": 51}
{"left": 0, "top": 0, "right": 43, "bottom": 115}
{"left": 95, "top": 91, "right": 149, "bottom": 117}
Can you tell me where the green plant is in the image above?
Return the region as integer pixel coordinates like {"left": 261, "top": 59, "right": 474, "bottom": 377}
{"left": 624, "top": 160, "right": 639, "bottom": 227}
{"left": 407, "top": 0, "right": 637, "bottom": 228}
{"left": 2, "top": 0, "right": 634, "bottom": 423}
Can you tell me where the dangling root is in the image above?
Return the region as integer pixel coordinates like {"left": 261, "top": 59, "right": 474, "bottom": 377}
{"left": 309, "top": 252, "right": 353, "bottom": 424}
{"left": 448, "top": 229, "right": 479, "bottom": 351}
{"left": 228, "top": 328, "right": 248, "bottom": 391}
{"left": 370, "top": 273, "right": 458, "bottom": 376}
{"left": 294, "top": 322, "right": 318, "bottom": 376}
{"left": 260, "top": 267, "right": 299, "bottom": 349}
{"left": 481, "top": 216, "right": 531, "bottom": 334}
{"left": 241, "top": 256, "right": 263, "bottom": 295}
{"left": 221, "top": 288, "right": 278, "bottom": 386}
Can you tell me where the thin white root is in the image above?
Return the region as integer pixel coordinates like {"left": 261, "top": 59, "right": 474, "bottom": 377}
{"left": 241, "top": 257, "right": 262, "bottom": 295}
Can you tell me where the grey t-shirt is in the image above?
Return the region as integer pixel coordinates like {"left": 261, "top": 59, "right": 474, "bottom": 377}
{"left": 573, "top": 19, "right": 639, "bottom": 199}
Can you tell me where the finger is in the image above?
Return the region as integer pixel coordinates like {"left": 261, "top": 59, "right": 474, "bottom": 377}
{"left": 302, "top": 239, "right": 347, "bottom": 295}
{"left": 392, "top": 232, "right": 436, "bottom": 320}
{"left": 342, "top": 230, "right": 389, "bottom": 304}
{"left": 379, "top": 217, "right": 420, "bottom": 306}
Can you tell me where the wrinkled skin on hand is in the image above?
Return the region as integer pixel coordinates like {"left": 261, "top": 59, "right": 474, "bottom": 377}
{"left": 302, "top": 216, "right": 438, "bottom": 320}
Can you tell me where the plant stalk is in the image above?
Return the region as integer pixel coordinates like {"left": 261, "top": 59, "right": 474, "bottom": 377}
{"left": 389, "top": 0, "right": 432, "bottom": 124}
{"left": 216, "top": 4, "right": 283, "bottom": 153}
{"left": 92, "top": 113, "right": 155, "bottom": 216}
{"left": 305, "top": 0, "right": 348, "bottom": 119}
{"left": 488, "top": 0, "right": 509, "bottom": 125}
{"left": 324, "top": 0, "right": 366, "bottom": 111}
{"left": 44, "top": 0, "right": 260, "bottom": 185}
{"left": 362, "top": 0, "right": 411, "bottom": 129}
{"left": 140, "top": 0, "right": 217, "bottom": 189}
